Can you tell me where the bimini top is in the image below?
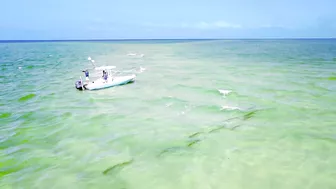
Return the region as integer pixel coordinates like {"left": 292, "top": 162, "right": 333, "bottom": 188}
{"left": 95, "top": 66, "right": 116, "bottom": 71}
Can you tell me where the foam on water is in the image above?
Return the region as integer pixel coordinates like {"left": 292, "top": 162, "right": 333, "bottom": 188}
{"left": 220, "top": 105, "right": 242, "bottom": 111}
{"left": 218, "top": 89, "right": 232, "bottom": 94}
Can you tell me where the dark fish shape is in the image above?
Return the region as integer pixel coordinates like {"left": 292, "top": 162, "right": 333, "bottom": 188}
{"left": 103, "top": 159, "right": 133, "bottom": 175}
{"left": 208, "top": 125, "right": 226, "bottom": 133}
{"left": 187, "top": 139, "right": 201, "bottom": 147}
{"left": 188, "top": 132, "right": 204, "bottom": 138}
{"left": 157, "top": 146, "right": 188, "bottom": 157}
{"left": 243, "top": 110, "right": 258, "bottom": 120}
{"left": 230, "top": 125, "right": 242, "bottom": 130}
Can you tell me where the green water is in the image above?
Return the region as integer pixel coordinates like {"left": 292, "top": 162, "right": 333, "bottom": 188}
{"left": 1, "top": 39, "right": 336, "bottom": 189}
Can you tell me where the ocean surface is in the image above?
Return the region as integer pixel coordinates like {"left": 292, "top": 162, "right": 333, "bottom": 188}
{"left": 0, "top": 39, "right": 336, "bottom": 189}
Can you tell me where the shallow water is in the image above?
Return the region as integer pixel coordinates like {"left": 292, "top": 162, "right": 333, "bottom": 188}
{"left": 1, "top": 39, "right": 336, "bottom": 189}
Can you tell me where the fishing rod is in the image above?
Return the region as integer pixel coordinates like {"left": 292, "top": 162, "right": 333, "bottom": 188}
{"left": 87, "top": 57, "right": 96, "bottom": 68}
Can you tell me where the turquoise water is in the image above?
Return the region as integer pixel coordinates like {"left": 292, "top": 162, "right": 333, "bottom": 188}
{"left": 1, "top": 39, "right": 336, "bottom": 189}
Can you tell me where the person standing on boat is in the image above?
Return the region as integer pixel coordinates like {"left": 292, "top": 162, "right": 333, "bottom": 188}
{"left": 103, "top": 70, "right": 108, "bottom": 82}
{"left": 82, "top": 69, "right": 89, "bottom": 82}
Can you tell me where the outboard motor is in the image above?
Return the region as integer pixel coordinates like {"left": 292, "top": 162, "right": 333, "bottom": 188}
{"left": 75, "top": 80, "right": 85, "bottom": 90}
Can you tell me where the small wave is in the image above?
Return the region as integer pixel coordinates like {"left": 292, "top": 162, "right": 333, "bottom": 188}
{"left": 218, "top": 89, "right": 232, "bottom": 96}
{"left": 151, "top": 96, "right": 189, "bottom": 105}
{"left": 172, "top": 85, "right": 221, "bottom": 97}
{"left": 220, "top": 105, "right": 242, "bottom": 111}
{"left": 179, "top": 111, "right": 186, "bottom": 115}
{"left": 127, "top": 53, "right": 137, "bottom": 56}
{"left": 194, "top": 104, "right": 221, "bottom": 113}
{"left": 165, "top": 102, "right": 173, "bottom": 107}
{"left": 127, "top": 52, "right": 144, "bottom": 57}
{"left": 88, "top": 113, "right": 125, "bottom": 122}
{"left": 139, "top": 66, "right": 146, "bottom": 73}
{"left": 19, "top": 111, "right": 34, "bottom": 120}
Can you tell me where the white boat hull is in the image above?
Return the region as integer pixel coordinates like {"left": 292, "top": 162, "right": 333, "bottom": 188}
{"left": 84, "top": 74, "right": 136, "bottom": 90}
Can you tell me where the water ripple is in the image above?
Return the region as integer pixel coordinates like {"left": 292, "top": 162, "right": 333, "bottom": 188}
{"left": 1, "top": 40, "right": 336, "bottom": 188}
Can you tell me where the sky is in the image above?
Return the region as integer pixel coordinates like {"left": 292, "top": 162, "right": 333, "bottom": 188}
{"left": 0, "top": 0, "right": 336, "bottom": 40}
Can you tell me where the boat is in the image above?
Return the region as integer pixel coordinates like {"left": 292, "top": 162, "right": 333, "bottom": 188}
{"left": 75, "top": 64, "right": 136, "bottom": 91}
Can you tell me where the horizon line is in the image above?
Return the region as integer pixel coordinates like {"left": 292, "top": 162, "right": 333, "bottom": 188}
{"left": 0, "top": 37, "right": 335, "bottom": 43}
